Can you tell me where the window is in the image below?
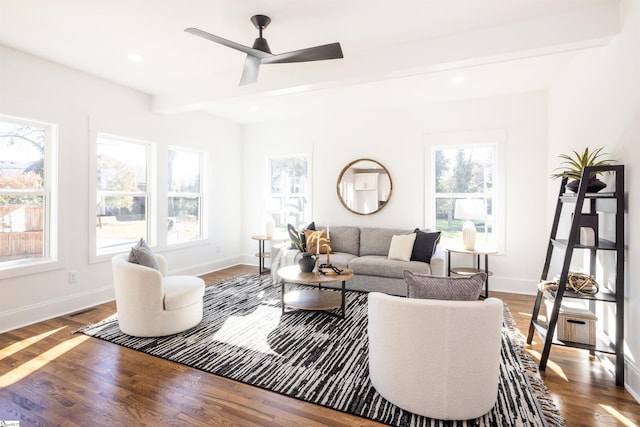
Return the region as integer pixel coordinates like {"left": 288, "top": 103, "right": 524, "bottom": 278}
{"left": 268, "top": 156, "right": 309, "bottom": 228}
{"left": 96, "top": 134, "right": 151, "bottom": 254}
{"left": 0, "top": 115, "right": 57, "bottom": 268}
{"left": 168, "top": 148, "right": 203, "bottom": 244}
{"left": 428, "top": 132, "right": 504, "bottom": 250}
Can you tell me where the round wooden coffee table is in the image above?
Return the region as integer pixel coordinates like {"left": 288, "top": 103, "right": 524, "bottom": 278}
{"left": 278, "top": 265, "right": 354, "bottom": 319}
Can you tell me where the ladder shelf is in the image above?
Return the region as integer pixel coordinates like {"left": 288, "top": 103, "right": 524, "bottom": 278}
{"left": 526, "top": 164, "right": 625, "bottom": 386}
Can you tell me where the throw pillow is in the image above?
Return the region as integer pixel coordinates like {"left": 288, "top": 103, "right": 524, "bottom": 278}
{"left": 404, "top": 271, "right": 486, "bottom": 301}
{"left": 301, "top": 221, "right": 315, "bottom": 252}
{"left": 410, "top": 228, "right": 441, "bottom": 263}
{"left": 387, "top": 233, "right": 417, "bottom": 262}
{"left": 287, "top": 223, "right": 305, "bottom": 252}
{"left": 304, "top": 229, "right": 330, "bottom": 254}
{"left": 287, "top": 221, "right": 316, "bottom": 252}
{"left": 128, "top": 238, "right": 160, "bottom": 270}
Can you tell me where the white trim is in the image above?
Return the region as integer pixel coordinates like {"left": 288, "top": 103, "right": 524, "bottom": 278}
{"left": 0, "top": 113, "right": 59, "bottom": 273}
{"left": 167, "top": 146, "right": 205, "bottom": 246}
{"left": 424, "top": 129, "right": 507, "bottom": 253}
{"left": 90, "top": 132, "right": 157, "bottom": 263}
{"left": 0, "top": 285, "right": 114, "bottom": 334}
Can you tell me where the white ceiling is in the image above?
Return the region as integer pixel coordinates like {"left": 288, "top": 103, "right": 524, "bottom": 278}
{"left": 0, "top": 0, "right": 621, "bottom": 123}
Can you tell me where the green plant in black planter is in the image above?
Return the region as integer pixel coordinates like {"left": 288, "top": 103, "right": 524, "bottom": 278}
{"left": 551, "top": 146, "right": 615, "bottom": 193}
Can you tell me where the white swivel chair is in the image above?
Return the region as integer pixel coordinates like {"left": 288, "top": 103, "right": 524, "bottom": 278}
{"left": 368, "top": 292, "right": 503, "bottom": 420}
{"left": 111, "top": 253, "right": 205, "bottom": 337}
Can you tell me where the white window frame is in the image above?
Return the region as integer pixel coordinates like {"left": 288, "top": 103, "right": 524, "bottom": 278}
{"left": 0, "top": 114, "right": 59, "bottom": 278}
{"left": 167, "top": 146, "right": 205, "bottom": 246}
{"left": 267, "top": 154, "right": 310, "bottom": 229}
{"left": 90, "top": 132, "right": 156, "bottom": 262}
{"left": 424, "top": 130, "right": 506, "bottom": 253}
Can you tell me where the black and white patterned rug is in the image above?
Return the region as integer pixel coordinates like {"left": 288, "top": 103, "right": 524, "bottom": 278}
{"left": 79, "top": 274, "right": 565, "bottom": 426}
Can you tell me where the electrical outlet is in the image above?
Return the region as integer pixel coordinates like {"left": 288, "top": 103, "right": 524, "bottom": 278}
{"left": 68, "top": 271, "right": 77, "bottom": 284}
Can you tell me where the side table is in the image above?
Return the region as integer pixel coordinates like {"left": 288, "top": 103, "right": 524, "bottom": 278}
{"left": 447, "top": 246, "right": 498, "bottom": 298}
{"left": 251, "top": 234, "right": 286, "bottom": 275}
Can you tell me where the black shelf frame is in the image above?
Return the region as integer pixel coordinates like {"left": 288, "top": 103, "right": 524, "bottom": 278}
{"left": 526, "top": 165, "right": 625, "bottom": 386}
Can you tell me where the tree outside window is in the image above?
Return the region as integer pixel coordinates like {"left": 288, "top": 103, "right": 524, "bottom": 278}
{"left": 268, "top": 156, "right": 308, "bottom": 228}
{"left": 96, "top": 135, "right": 149, "bottom": 253}
{"left": 434, "top": 145, "right": 495, "bottom": 245}
{"left": 0, "top": 117, "right": 54, "bottom": 266}
{"left": 168, "top": 148, "right": 203, "bottom": 243}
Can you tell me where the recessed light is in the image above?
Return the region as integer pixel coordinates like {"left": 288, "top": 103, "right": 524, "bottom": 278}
{"left": 127, "top": 53, "right": 144, "bottom": 62}
{"left": 452, "top": 75, "right": 466, "bottom": 84}
{"left": 250, "top": 105, "right": 259, "bottom": 112}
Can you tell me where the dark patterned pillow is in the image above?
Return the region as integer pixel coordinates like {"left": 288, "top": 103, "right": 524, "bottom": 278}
{"left": 410, "top": 229, "right": 441, "bottom": 263}
{"left": 128, "top": 238, "right": 160, "bottom": 270}
{"left": 287, "top": 223, "right": 305, "bottom": 251}
{"left": 404, "top": 271, "right": 486, "bottom": 301}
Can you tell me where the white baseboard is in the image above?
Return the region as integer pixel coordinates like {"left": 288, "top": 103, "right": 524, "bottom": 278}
{"left": 0, "top": 286, "right": 114, "bottom": 334}
{"left": 170, "top": 255, "right": 244, "bottom": 276}
{"left": 487, "top": 276, "right": 539, "bottom": 296}
{"left": 625, "top": 360, "right": 640, "bottom": 404}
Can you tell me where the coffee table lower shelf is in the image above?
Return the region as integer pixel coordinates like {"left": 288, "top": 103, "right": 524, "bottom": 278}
{"left": 283, "top": 288, "right": 346, "bottom": 318}
{"left": 278, "top": 265, "right": 353, "bottom": 319}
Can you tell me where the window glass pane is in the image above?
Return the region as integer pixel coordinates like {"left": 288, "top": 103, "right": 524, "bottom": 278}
{"left": 168, "top": 148, "right": 202, "bottom": 244}
{"left": 0, "top": 196, "right": 45, "bottom": 261}
{"left": 269, "top": 156, "right": 308, "bottom": 228}
{"left": 1, "top": 118, "right": 51, "bottom": 267}
{"left": 435, "top": 197, "right": 493, "bottom": 244}
{"left": 97, "top": 141, "right": 146, "bottom": 192}
{"left": 433, "top": 144, "right": 496, "bottom": 246}
{"left": 96, "top": 135, "right": 149, "bottom": 254}
{"left": 168, "top": 196, "right": 200, "bottom": 241}
{"left": 435, "top": 147, "right": 494, "bottom": 194}
{"left": 96, "top": 195, "right": 147, "bottom": 250}
{"left": 270, "top": 157, "right": 307, "bottom": 195}
{"left": 168, "top": 150, "right": 200, "bottom": 193}
{"left": 0, "top": 122, "right": 45, "bottom": 190}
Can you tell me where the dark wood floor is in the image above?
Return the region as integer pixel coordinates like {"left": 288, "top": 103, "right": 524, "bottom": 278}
{"left": 1, "top": 264, "right": 638, "bottom": 426}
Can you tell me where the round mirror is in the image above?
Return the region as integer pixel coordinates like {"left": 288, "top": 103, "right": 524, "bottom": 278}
{"left": 336, "top": 158, "right": 392, "bottom": 215}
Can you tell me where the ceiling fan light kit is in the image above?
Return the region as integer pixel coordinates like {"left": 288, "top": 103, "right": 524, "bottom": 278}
{"left": 185, "top": 14, "right": 343, "bottom": 85}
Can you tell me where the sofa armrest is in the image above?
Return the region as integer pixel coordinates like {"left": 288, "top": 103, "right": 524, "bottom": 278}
{"left": 429, "top": 245, "right": 446, "bottom": 276}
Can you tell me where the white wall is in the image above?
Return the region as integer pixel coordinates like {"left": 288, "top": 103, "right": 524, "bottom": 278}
{"left": 548, "top": 0, "right": 640, "bottom": 400}
{"left": 242, "top": 91, "right": 549, "bottom": 295}
{"left": 0, "top": 45, "right": 243, "bottom": 333}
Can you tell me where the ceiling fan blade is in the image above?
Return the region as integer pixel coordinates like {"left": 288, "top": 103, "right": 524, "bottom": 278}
{"left": 184, "top": 27, "right": 272, "bottom": 59}
{"left": 240, "top": 55, "right": 261, "bottom": 85}
{"left": 261, "top": 43, "right": 343, "bottom": 64}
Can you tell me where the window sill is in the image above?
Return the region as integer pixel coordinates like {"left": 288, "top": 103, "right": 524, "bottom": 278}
{"left": 0, "top": 258, "right": 65, "bottom": 279}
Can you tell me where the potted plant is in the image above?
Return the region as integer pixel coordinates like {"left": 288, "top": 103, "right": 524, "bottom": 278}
{"left": 551, "top": 146, "right": 615, "bottom": 193}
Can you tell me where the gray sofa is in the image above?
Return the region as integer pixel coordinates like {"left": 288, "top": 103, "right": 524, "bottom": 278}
{"left": 271, "top": 226, "right": 446, "bottom": 296}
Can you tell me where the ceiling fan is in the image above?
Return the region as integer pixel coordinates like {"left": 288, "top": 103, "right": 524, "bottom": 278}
{"left": 185, "top": 15, "right": 343, "bottom": 85}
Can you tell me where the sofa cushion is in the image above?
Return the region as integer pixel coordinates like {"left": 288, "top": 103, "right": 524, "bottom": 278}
{"left": 411, "top": 229, "right": 441, "bottom": 263}
{"left": 360, "top": 227, "right": 414, "bottom": 256}
{"left": 404, "top": 271, "right": 486, "bottom": 301}
{"left": 319, "top": 225, "right": 360, "bottom": 255}
{"left": 128, "top": 238, "right": 160, "bottom": 270}
{"left": 388, "top": 233, "right": 417, "bottom": 262}
{"left": 315, "top": 252, "right": 358, "bottom": 269}
{"left": 163, "top": 276, "right": 205, "bottom": 310}
{"left": 349, "top": 255, "right": 431, "bottom": 279}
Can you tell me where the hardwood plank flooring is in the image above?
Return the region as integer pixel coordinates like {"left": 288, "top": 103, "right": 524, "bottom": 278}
{"left": 1, "top": 265, "right": 638, "bottom": 426}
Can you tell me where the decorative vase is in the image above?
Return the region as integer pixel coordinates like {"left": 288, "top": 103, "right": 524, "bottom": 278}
{"left": 566, "top": 178, "right": 607, "bottom": 193}
{"left": 265, "top": 215, "right": 275, "bottom": 238}
{"left": 298, "top": 252, "right": 316, "bottom": 273}
{"left": 462, "top": 220, "right": 476, "bottom": 250}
